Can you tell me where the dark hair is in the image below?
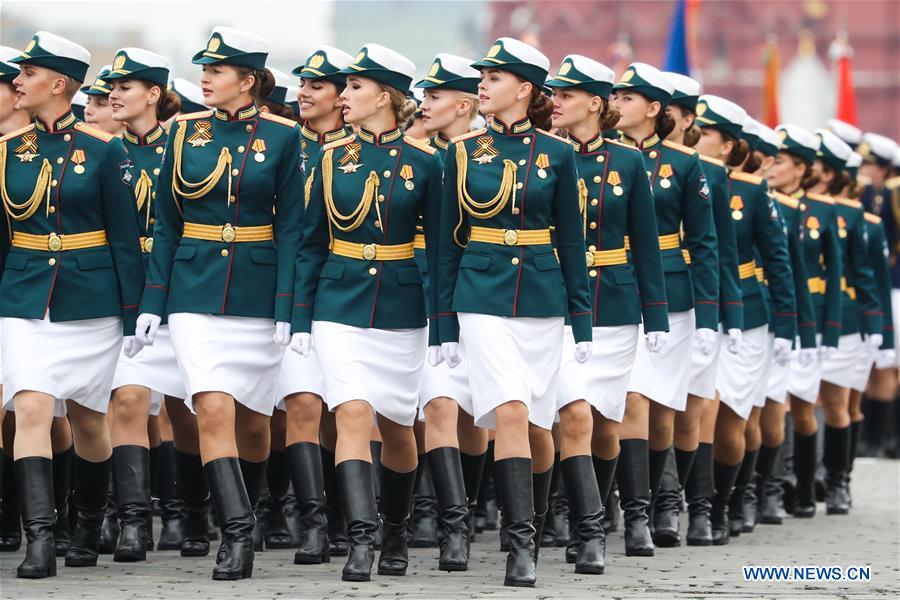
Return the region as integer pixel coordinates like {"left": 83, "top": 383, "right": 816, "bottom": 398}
{"left": 134, "top": 80, "right": 181, "bottom": 122}
{"left": 234, "top": 66, "right": 276, "bottom": 103}
{"left": 789, "top": 155, "right": 818, "bottom": 190}
{"left": 743, "top": 149, "right": 762, "bottom": 174}
{"left": 599, "top": 98, "right": 620, "bottom": 131}
{"left": 683, "top": 124, "right": 701, "bottom": 147}
{"left": 845, "top": 177, "right": 861, "bottom": 199}
{"left": 654, "top": 109, "right": 676, "bottom": 139}
{"left": 823, "top": 164, "right": 849, "bottom": 196}
{"left": 527, "top": 85, "right": 553, "bottom": 130}
{"left": 719, "top": 131, "right": 749, "bottom": 167}
{"left": 258, "top": 98, "right": 294, "bottom": 120}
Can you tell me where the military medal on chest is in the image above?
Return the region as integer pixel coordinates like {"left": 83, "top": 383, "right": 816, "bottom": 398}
{"left": 72, "top": 149, "right": 87, "bottom": 174}
{"left": 187, "top": 121, "right": 213, "bottom": 148}
{"left": 338, "top": 142, "right": 363, "bottom": 174}
{"left": 658, "top": 163, "right": 673, "bottom": 188}
{"left": 400, "top": 164, "right": 414, "bottom": 191}
{"left": 806, "top": 215, "right": 820, "bottom": 239}
{"left": 252, "top": 138, "right": 266, "bottom": 162}
{"left": 607, "top": 170, "right": 623, "bottom": 196}
{"left": 836, "top": 216, "right": 847, "bottom": 238}
{"left": 14, "top": 133, "right": 40, "bottom": 163}
{"left": 535, "top": 153, "right": 550, "bottom": 179}
{"left": 730, "top": 195, "right": 743, "bottom": 220}
{"left": 472, "top": 136, "right": 499, "bottom": 165}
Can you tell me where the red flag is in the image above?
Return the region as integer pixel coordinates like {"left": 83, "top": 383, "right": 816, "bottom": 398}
{"left": 761, "top": 37, "right": 780, "bottom": 128}
{"left": 830, "top": 33, "right": 857, "bottom": 125}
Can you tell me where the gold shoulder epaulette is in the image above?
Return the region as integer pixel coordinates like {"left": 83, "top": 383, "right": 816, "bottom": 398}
{"left": 323, "top": 135, "right": 356, "bottom": 152}
{"left": 864, "top": 212, "right": 882, "bottom": 225}
{"left": 176, "top": 110, "right": 215, "bottom": 122}
{"left": 885, "top": 175, "right": 900, "bottom": 190}
{"left": 773, "top": 192, "right": 800, "bottom": 209}
{"left": 662, "top": 140, "right": 697, "bottom": 155}
{"left": 700, "top": 155, "right": 725, "bottom": 167}
{"left": 729, "top": 170, "right": 763, "bottom": 185}
{"left": 403, "top": 135, "right": 436, "bottom": 155}
{"left": 834, "top": 196, "right": 862, "bottom": 209}
{"left": 536, "top": 128, "right": 573, "bottom": 145}
{"left": 806, "top": 192, "right": 834, "bottom": 205}
{"left": 74, "top": 122, "right": 115, "bottom": 142}
{"left": 450, "top": 128, "right": 486, "bottom": 144}
{"left": 606, "top": 138, "right": 640, "bottom": 152}
{"left": 259, "top": 112, "right": 298, "bottom": 128}
{"left": 0, "top": 123, "right": 36, "bottom": 144}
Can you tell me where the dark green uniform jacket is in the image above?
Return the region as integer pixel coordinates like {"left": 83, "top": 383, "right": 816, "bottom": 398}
{"left": 771, "top": 193, "right": 817, "bottom": 349}
{"left": 0, "top": 112, "right": 145, "bottom": 335}
{"left": 830, "top": 196, "right": 882, "bottom": 337}
{"left": 864, "top": 212, "right": 894, "bottom": 349}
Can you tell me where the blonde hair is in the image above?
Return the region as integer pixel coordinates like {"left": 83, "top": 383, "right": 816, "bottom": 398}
{"left": 379, "top": 83, "right": 417, "bottom": 129}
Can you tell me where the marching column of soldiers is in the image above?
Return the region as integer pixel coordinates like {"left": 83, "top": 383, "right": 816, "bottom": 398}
{"left": 0, "top": 28, "right": 899, "bottom": 587}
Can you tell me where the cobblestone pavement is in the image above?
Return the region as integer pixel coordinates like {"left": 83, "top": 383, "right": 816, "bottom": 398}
{"left": 1, "top": 458, "right": 897, "bottom": 599}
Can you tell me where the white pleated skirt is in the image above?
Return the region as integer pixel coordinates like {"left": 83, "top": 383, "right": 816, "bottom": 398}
{"left": 850, "top": 343, "right": 877, "bottom": 393}
{"left": 717, "top": 325, "right": 769, "bottom": 420}
{"left": 2, "top": 314, "right": 122, "bottom": 416}
{"left": 820, "top": 333, "right": 863, "bottom": 389}
{"left": 168, "top": 313, "right": 285, "bottom": 416}
{"left": 628, "top": 309, "right": 695, "bottom": 411}
{"left": 112, "top": 325, "right": 185, "bottom": 416}
{"left": 557, "top": 324, "right": 638, "bottom": 422}
{"left": 788, "top": 336, "right": 823, "bottom": 405}
{"left": 751, "top": 332, "right": 775, "bottom": 408}
{"left": 460, "top": 313, "right": 563, "bottom": 431}
{"left": 687, "top": 326, "right": 722, "bottom": 399}
{"left": 313, "top": 320, "right": 425, "bottom": 426}
{"left": 275, "top": 344, "right": 325, "bottom": 412}
{"left": 765, "top": 335, "right": 791, "bottom": 404}
{"left": 419, "top": 337, "right": 473, "bottom": 419}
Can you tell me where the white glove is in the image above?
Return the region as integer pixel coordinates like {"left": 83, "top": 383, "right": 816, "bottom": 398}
{"left": 427, "top": 345, "right": 444, "bottom": 367}
{"left": 875, "top": 349, "right": 897, "bottom": 370}
{"left": 819, "top": 345, "right": 837, "bottom": 361}
{"left": 695, "top": 328, "right": 717, "bottom": 356}
{"left": 864, "top": 333, "right": 884, "bottom": 350}
{"left": 726, "top": 328, "right": 743, "bottom": 355}
{"left": 290, "top": 332, "right": 311, "bottom": 357}
{"left": 273, "top": 321, "right": 292, "bottom": 346}
{"left": 135, "top": 313, "right": 161, "bottom": 346}
{"left": 797, "top": 347, "right": 818, "bottom": 368}
{"left": 122, "top": 336, "right": 145, "bottom": 359}
{"left": 441, "top": 342, "right": 462, "bottom": 368}
{"left": 772, "top": 337, "right": 793, "bottom": 366}
{"left": 645, "top": 331, "right": 668, "bottom": 353}
{"left": 574, "top": 341, "right": 593, "bottom": 364}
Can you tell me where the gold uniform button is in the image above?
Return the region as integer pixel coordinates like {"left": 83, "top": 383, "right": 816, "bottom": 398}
{"left": 374, "top": 221, "right": 382, "bottom": 229}
{"left": 156, "top": 147, "right": 164, "bottom": 154}
{"left": 221, "top": 249, "right": 229, "bottom": 257}
{"left": 649, "top": 151, "right": 658, "bottom": 158}
{"left": 63, "top": 134, "right": 71, "bottom": 141}
{"left": 522, "top": 137, "right": 531, "bottom": 145}
{"left": 512, "top": 208, "right": 520, "bottom": 215}
{"left": 377, "top": 194, "right": 385, "bottom": 202}
{"left": 229, "top": 195, "right": 236, "bottom": 203}
{"left": 48, "top": 205, "right": 56, "bottom": 214}
{"left": 591, "top": 199, "right": 598, "bottom": 206}
{"left": 511, "top": 257, "right": 520, "bottom": 265}
{"left": 56, "top": 157, "right": 64, "bottom": 164}
{"left": 389, "top": 149, "right": 398, "bottom": 157}
{"left": 149, "top": 218, "right": 156, "bottom": 225}
{"left": 589, "top": 222, "right": 597, "bottom": 229}
{"left": 368, "top": 267, "right": 378, "bottom": 275}
{"left": 596, "top": 155, "right": 605, "bottom": 163}
{"left": 383, "top": 170, "right": 391, "bottom": 178}
{"left": 516, "top": 182, "right": 524, "bottom": 189}
{"left": 593, "top": 175, "right": 602, "bottom": 183}
{"left": 518, "top": 159, "right": 526, "bottom": 166}
{"left": 589, "top": 269, "right": 597, "bottom": 277}
{"left": 153, "top": 168, "right": 160, "bottom": 176}
{"left": 49, "top": 258, "right": 57, "bottom": 266}
{"left": 238, "top": 145, "right": 245, "bottom": 153}
{"left": 51, "top": 180, "right": 58, "bottom": 187}
{"left": 799, "top": 203, "right": 807, "bottom": 211}
{"left": 231, "top": 168, "right": 240, "bottom": 176}
{"left": 245, "top": 124, "right": 253, "bottom": 132}
{"left": 588, "top": 245, "right": 597, "bottom": 252}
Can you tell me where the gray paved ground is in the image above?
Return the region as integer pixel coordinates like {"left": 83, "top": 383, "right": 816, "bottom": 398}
{"left": 1, "top": 458, "right": 897, "bottom": 599}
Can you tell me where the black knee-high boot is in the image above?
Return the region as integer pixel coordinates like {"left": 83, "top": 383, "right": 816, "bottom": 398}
{"left": 15, "top": 457, "right": 56, "bottom": 578}
{"left": 793, "top": 431, "right": 817, "bottom": 518}
{"left": 459, "top": 450, "right": 485, "bottom": 541}
{"left": 176, "top": 449, "right": 210, "bottom": 557}
{"left": 148, "top": 444, "right": 158, "bottom": 551}
{"left": 337, "top": 460, "right": 377, "bottom": 582}
{"left": 377, "top": 464, "right": 416, "bottom": 576}
{"left": 824, "top": 425, "right": 851, "bottom": 515}
{"left": 205, "top": 458, "right": 254, "bottom": 580}
{"left": 860, "top": 399, "right": 888, "bottom": 457}
{"left": 710, "top": 461, "right": 741, "bottom": 545}
{"left": 0, "top": 449, "right": 22, "bottom": 552}
{"left": 685, "top": 442, "right": 713, "bottom": 545}
{"left": 475, "top": 441, "right": 498, "bottom": 532}
{"left": 321, "top": 446, "right": 348, "bottom": 557}
{"left": 408, "top": 453, "right": 438, "bottom": 548}
{"left": 759, "top": 443, "right": 787, "bottom": 524}
{"left": 544, "top": 453, "right": 569, "bottom": 548}
{"left": 240, "top": 458, "right": 267, "bottom": 553}
{"left": 754, "top": 444, "right": 781, "bottom": 526}
{"left": 531, "top": 465, "right": 553, "bottom": 562}
{"left": 848, "top": 420, "right": 862, "bottom": 506}
{"left": 561, "top": 456, "right": 605, "bottom": 574}
{"left": 651, "top": 448, "right": 681, "bottom": 547}
{"left": 286, "top": 442, "right": 329, "bottom": 564}
{"left": 264, "top": 450, "right": 292, "bottom": 549}
{"left": 728, "top": 449, "right": 758, "bottom": 537}
{"left": 566, "top": 454, "right": 617, "bottom": 563}
{"left": 495, "top": 458, "right": 536, "bottom": 587}
{"left": 112, "top": 446, "right": 151, "bottom": 562}
{"left": 616, "top": 439, "right": 654, "bottom": 556}
{"left": 428, "top": 447, "right": 469, "bottom": 571}
{"left": 52, "top": 446, "right": 73, "bottom": 556}
{"left": 98, "top": 478, "right": 117, "bottom": 554}
{"left": 65, "top": 455, "right": 111, "bottom": 567}
{"left": 156, "top": 441, "right": 187, "bottom": 550}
